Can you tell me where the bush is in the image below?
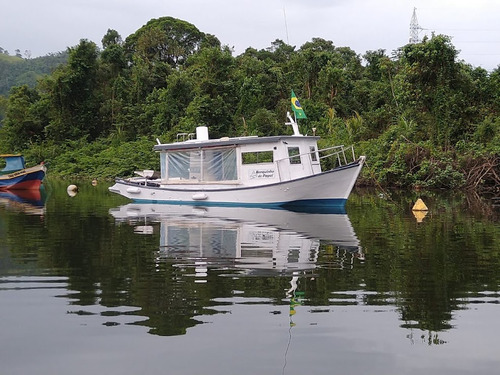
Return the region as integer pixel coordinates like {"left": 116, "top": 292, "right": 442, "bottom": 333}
{"left": 30, "top": 137, "right": 159, "bottom": 179}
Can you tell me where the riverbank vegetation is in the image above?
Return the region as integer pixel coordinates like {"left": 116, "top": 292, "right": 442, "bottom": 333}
{"left": 0, "top": 17, "right": 498, "bottom": 194}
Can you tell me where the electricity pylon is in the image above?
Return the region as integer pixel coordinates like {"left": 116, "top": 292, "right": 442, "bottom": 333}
{"left": 409, "top": 7, "right": 423, "bottom": 44}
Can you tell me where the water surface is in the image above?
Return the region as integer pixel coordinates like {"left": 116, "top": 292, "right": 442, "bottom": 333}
{"left": 1, "top": 181, "right": 499, "bottom": 374}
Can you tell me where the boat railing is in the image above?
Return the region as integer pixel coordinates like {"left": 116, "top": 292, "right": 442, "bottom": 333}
{"left": 274, "top": 144, "right": 357, "bottom": 174}
{"left": 176, "top": 132, "right": 196, "bottom": 142}
{"left": 317, "top": 145, "right": 357, "bottom": 168}
{"left": 276, "top": 145, "right": 356, "bottom": 165}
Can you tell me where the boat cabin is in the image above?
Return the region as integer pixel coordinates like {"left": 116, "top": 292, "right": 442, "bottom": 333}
{"left": 153, "top": 126, "right": 324, "bottom": 187}
{"left": 0, "top": 154, "right": 26, "bottom": 175}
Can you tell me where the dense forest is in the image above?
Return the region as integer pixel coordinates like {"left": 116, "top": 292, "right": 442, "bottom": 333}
{"left": 0, "top": 16, "right": 498, "bottom": 194}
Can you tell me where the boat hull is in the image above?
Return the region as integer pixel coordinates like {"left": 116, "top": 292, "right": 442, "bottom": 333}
{"left": 0, "top": 165, "right": 46, "bottom": 191}
{"left": 110, "top": 202, "right": 361, "bottom": 275}
{"left": 0, "top": 188, "right": 46, "bottom": 215}
{"left": 109, "top": 157, "right": 365, "bottom": 208}
{"left": 110, "top": 202, "right": 359, "bottom": 247}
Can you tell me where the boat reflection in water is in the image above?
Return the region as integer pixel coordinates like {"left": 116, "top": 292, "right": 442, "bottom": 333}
{"left": 109, "top": 203, "right": 363, "bottom": 277}
{"left": 0, "top": 188, "right": 46, "bottom": 215}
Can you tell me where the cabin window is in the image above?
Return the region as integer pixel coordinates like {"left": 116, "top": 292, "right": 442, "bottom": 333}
{"left": 160, "top": 153, "right": 167, "bottom": 179}
{"left": 287, "top": 147, "right": 301, "bottom": 165}
{"left": 203, "top": 148, "right": 237, "bottom": 181}
{"left": 241, "top": 151, "right": 274, "bottom": 164}
{"left": 167, "top": 147, "right": 237, "bottom": 182}
{"left": 165, "top": 226, "right": 238, "bottom": 258}
{"left": 309, "top": 146, "right": 318, "bottom": 162}
{"left": 168, "top": 151, "right": 195, "bottom": 180}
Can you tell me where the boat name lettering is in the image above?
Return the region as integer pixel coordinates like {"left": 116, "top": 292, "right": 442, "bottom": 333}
{"left": 249, "top": 230, "right": 276, "bottom": 242}
{"left": 7, "top": 170, "right": 26, "bottom": 178}
{"left": 249, "top": 169, "right": 275, "bottom": 179}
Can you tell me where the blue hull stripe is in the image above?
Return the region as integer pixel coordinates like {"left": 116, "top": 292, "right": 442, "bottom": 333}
{"left": 128, "top": 198, "right": 347, "bottom": 214}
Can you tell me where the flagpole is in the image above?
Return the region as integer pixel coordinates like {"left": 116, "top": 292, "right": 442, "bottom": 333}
{"left": 286, "top": 111, "right": 301, "bottom": 136}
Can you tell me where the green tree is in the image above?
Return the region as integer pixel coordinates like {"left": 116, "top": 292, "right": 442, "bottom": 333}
{"left": 149, "top": 71, "right": 195, "bottom": 136}
{"left": 234, "top": 49, "right": 285, "bottom": 122}
{"left": 180, "top": 46, "right": 237, "bottom": 138}
{"left": 0, "top": 95, "right": 7, "bottom": 126}
{"left": 247, "top": 108, "right": 280, "bottom": 136}
{"left": 394, "top": 35, "right": 473, "bottom": 147}
{"left": 102, "top": 29, "right": 122, "bottom": 49}
{"left": 125, "top": 17, "right": 210, "bottom": 68}
{"left": 1, "top": 85, "right": 44, "bottom": 150}
{"left": 43, "top": 39, "right": 101, "bottom": 142}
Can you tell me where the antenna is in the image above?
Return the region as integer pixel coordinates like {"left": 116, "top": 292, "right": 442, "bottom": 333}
{"left": 283, "top": 6, "right": 290, "bottom": 44}
{"left": 409, "top": 7, "right": 423, "bottom": 44}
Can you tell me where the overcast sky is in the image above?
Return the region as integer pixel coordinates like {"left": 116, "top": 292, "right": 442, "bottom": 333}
{"left": 2, "top": 0, "right": 499, "bottom": 70}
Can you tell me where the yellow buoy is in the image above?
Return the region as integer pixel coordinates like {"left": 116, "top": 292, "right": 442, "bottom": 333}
{"left": 413, "top": 210, "right": 428, "bottom": 223}
{"left": 412, "top": 198, "right": 428, "bottom": 222}
{"left": 412, "top": 198, "right": 428, "bottom": 211}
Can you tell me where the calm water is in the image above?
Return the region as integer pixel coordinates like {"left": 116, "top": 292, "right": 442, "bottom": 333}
{"left": 1, "top": 180, "right": 499, "bottom": 375}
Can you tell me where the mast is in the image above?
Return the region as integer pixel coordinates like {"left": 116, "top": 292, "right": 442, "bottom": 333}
{"left": 286, "top": 112, "right": 302, "bottom": 136}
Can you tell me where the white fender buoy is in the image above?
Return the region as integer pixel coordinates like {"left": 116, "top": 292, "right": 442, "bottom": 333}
{"left": 192, "top": 193, "right": 208, "bottom": 201}
{"left": 67, "top": 184, "right": 78, "bottom": 197}
{"left": 126, "top": 187, "right": 141, "bottom": 194}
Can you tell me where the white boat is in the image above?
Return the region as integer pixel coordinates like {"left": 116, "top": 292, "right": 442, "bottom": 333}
{"left": 109, "top": 203, "right": 363, "bottom": 275}
{"left": 108, "top": 113, "right": 365, "bottom": 208}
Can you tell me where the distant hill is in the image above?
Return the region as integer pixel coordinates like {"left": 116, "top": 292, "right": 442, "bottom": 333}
{"left": 0, "top": 52, "right": 68, "bottom": 96}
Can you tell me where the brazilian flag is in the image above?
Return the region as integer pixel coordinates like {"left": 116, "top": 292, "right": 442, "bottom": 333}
{"left": 290, "top": 90, "right": 307, "bottom": 119}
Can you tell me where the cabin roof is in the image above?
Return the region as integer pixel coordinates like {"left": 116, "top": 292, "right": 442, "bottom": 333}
{"left": 153, "top": 135, "right": 320, "bottom": 152}
{"left": 0, "top": 154, "right": 23, "bottom": 158}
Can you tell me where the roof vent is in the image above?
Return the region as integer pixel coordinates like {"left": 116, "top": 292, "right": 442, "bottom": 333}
{"left": 196, "top": 126, "right": 209, "bottom": 141}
